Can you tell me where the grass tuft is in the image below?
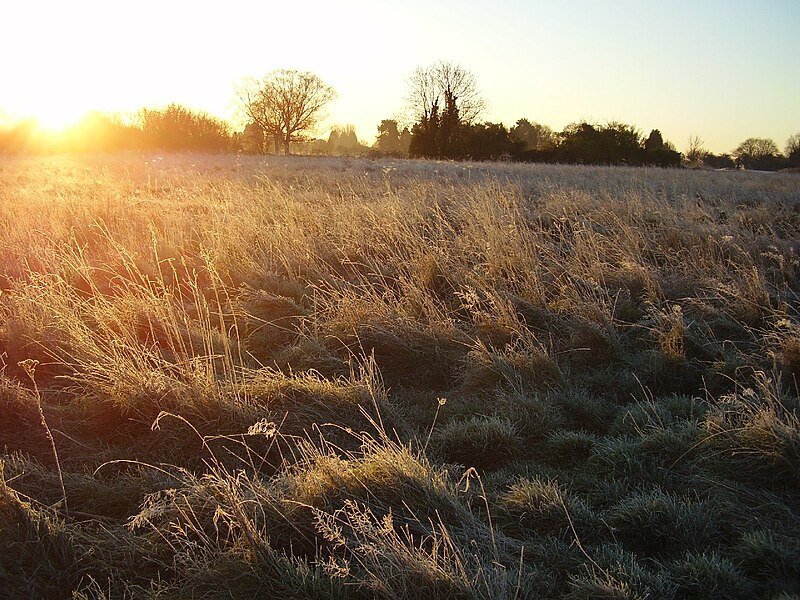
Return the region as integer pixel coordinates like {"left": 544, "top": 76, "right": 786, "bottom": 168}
{"left": 1, "top": 155, "right": 799, "bottom": 596}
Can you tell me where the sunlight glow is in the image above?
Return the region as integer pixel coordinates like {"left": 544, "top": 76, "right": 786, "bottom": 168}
{"left": 1, "top": 0, "right": 798, "bottom": 153}
{"left": 28, "top": 104, "right": 88, "bottom": 132}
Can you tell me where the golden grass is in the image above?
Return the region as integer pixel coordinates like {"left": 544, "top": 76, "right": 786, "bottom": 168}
{"left": 1, "top": 153, "right": 799, "bottom": 598}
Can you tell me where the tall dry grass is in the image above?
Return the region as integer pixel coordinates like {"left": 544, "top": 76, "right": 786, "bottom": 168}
{"left": 1, "top": 153, "right": 798, "bottom": 598}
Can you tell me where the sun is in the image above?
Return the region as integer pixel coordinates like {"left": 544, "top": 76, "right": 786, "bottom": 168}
{"left": 31, "top": 103, "right": 88, "bottom": 132}
{"left": 7, "top": 89, "right": 98, "bottom": 132}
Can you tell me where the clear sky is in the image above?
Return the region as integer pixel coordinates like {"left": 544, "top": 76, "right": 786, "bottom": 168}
{"left": 1, "top": 0, "right": 798, "bottom": 154}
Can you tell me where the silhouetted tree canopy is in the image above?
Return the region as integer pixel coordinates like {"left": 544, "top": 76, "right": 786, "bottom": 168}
{"left": 408, "top": 108, "right": 438, "bottom": 158}
{"left": 510, "top": 119, "right": 556, "bottom": 152}
{"left": 239, "top": 122, "right": 265, "bottom": 154}
{"left": 557, "top": 122, "right": 639, "bottom": 164}
{"left": 404, "top": 103, "right": 683, "bottom": 165}
{"left": 546, "top": 122, "right": 680, "bottom": 166}
{"left": 327, "top": 124, "right": 364, "bottom": 156}
{"left": 1, "top": 63, "right": 788, "bottom": 168}
{"left": 733, "top": 137, "right": 783, "bottom": 170}
{"left": 407, "top": 62, "right": 484, "bottom": 125}
{"left": 399, "top": 127, "right": 412, "bottom": 155}
{"left": 407, "top": 62, "right": 484, "bottom": 158}
{"left": 686, "top": 135, "right": 706, "bottom": 164}
{"left": 138, "top": 104, "right": 231, "bottom": 151}
{"left": 237, "top": 70, "right": 336, "bottom": 155}
{"left": 644, "top": 129, "right": 664, "bottom": 152}
{"left": 376, "top": 119, "right": 402, "bottom": 155}
{"left": 460, "top": 122, "right": 522, "bottom": 160}
{"left": 642, "top": 129, "right": 681, "bottom": 166}
{"left": 785, "top": 133, "right": 800, "bottom": 167}
{"left": 702, "top": 153, "right": 736, "bottom": 169}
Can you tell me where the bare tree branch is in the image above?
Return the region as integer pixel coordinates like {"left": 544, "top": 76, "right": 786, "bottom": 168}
{"left": 406, "top": 61, "right": 484, "bottom": 126}
{"left": 235, "top": 70, "right": 335, "bottom": 155}
{"left": 686, "top": 135, "right": 706, "bottom": 163}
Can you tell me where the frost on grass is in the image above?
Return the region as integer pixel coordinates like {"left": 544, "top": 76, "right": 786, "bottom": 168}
{"left": 0, "top": 154, "right": 799, "bottom": 598}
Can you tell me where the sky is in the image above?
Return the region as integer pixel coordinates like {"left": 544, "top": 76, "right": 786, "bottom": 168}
{"left": 1, "top": 0, "right": 798, "bottom": 154}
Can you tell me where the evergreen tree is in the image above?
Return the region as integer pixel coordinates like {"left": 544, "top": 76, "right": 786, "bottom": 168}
{"left": 376, "top": 119, "right": 401, "bottom": 154}
{"left": 409, "top": 102, "right": 440, "bottom": 158}
{"left": 644, "top": 129, "right": 665, "bottom": 152}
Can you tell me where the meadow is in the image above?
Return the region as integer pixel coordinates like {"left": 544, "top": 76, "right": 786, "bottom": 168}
{"left": 1, "top": 153, "right": 799, "bottom": 599}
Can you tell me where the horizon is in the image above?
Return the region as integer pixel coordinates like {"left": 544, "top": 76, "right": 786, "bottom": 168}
{"left": 2, "top": 0, "right": 798, "bottom": 155}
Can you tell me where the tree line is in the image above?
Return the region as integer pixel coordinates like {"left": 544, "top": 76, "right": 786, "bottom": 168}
{"left": 1, "top": 63, "right": 798, "bottom": 170}
{"left": 381, "top": 61, "right": 798, "bottom": 169}
{"left": 0, "top": 105, "right": 232, "bottom": 153}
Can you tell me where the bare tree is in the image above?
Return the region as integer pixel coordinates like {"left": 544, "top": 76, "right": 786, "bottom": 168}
{"left": 785, "top": 133, "right": 800, "bottom": 158}
{"left": 405, "top": 61, "right": 485, "bottom": 158}
{"left": 407, "top": 66, "right": 438, "bottom": 125}
{"left": 686, "top": 135, "right": 706, "bottom": 163}
{"left": 406, "top": 61, "right": 485, "bottom": 126}
{"left": 236, "top": 70, "right": 336, "bottom": 155}
{"left": 734, "top": 137, "right": 779, "bottom": 159}
{"left": 733, "top": 137, "right": 782, "bottom": 170}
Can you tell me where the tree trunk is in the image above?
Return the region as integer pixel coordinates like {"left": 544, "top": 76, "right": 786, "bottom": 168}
{"left": 283, "top": 118, "right": 292, "bottom": 155}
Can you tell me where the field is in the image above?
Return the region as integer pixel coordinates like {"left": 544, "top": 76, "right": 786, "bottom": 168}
{"left": 1, "top": 153, "right": 799, "bottom": 599}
